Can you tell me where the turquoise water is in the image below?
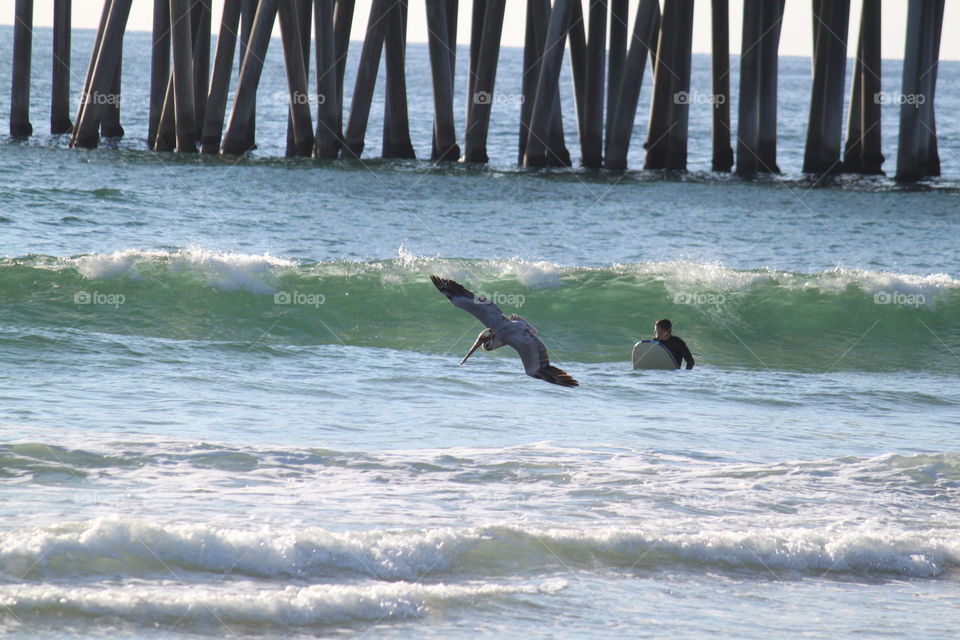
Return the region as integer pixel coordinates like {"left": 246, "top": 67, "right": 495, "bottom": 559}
{"left": 1, "top": 26, "right": 959, "bottom": 639}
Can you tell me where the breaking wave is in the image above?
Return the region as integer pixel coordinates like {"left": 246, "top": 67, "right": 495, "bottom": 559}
{"left": 1, "top": 248, "right": 957, "bottom": 371}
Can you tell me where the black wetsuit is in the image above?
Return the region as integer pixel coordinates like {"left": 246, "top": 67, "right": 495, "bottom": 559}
{"left": 660, "top": 336, "right": 694, "bottom": 370}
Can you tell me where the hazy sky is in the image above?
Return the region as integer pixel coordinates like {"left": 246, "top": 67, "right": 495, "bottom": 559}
{"left": 6, "top": 1, "right": 960, "bottom": 60}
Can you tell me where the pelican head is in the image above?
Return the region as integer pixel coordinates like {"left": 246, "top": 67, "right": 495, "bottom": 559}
{"left": 459, "top": 329, "right": 493, "bottom": 365}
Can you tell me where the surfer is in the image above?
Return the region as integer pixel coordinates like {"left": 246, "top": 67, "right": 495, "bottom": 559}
{"left": 654, "top": 319, "right": 695, "bottom": 369}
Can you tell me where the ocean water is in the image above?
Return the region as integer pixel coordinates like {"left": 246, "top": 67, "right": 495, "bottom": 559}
{"left": 1, "top": 24, "right": 960, "bottom": 640}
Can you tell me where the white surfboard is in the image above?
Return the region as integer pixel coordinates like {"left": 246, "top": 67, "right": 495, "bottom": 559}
{"left": 632, "top": 340, "right": 680, "bottom": 370}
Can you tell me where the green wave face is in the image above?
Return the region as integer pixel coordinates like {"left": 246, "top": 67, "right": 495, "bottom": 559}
{"left": 2, "top": 250, "right": 958, "bottom": 373}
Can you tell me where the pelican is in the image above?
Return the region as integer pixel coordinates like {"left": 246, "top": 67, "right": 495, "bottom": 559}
{"left": 430, "top": 275, "right": 579, "bottom": 388}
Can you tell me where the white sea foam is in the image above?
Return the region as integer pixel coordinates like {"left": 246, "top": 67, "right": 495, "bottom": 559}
{"left": 2, "top": 518, "right": 956, "bottom": 582}
{"left": 814, "top": 266, "right": 959, "bottom": 302}
{"left": 512, "top": 260, "right": 563, "bottom": 288}
{"left": 57, "top": 250, "right": 960, "bottom": 303}
{"left": 630, "top": 260, "right": 777, "bottom": 292}
{"left": 0, "top": 518, "right": 472, "bottom": 580}
{"left": 69, "top": 248, "right": 298, "bottom": 295}
{"left": 0, "top": 580, "right": 557, "bottom": 628}
{"left": 537, "top": 526, "right": 960, "bottom": 577}
{"left": 416, "top": 254, "right": 960, "bottom": 302}
{"left": 418, "top": 255, "right": 565, "bottom": 290}
{"left": 628, "top": 260, "right": 959, "bottom": 297}
{"left": 72, "top": 248, "right": 155, "bottom": 280}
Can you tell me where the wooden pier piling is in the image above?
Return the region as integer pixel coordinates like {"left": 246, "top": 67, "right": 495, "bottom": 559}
{"left": 71, "top": 0, "right": 132, "bottom": 149}
{"left": 735, "top": 0, "right": 761, "bottom": 176}
{"left": 580, "top": 0, "right": 606, "bottom": 168}
{"left": 148, "top": 0, "right": 170, "bottom": 149}
{"left": 522, "top": 0, "right": 569, "bottom": 168}
{"left": 605, "top": 0, "right": 628, "bottom": 155}
{"left": 10, "top": 0, "right": 34, "bottom": 137}
{"left": 192, "top": 0, "right": 212, "bottom": 135}
{"left": 426, "top": 0, "right": 460, "bottom": 161}
{"left": 896, "top": 0, "right": 945, "bottom": 181}
{"left": 604, "top": 0, "right": 660, "bottom": 171}
{"left": 296, "top": 0, "right": 312, "bottom": 69}
{"left": 222, "top": 0, "right": 281, "bottom": 155}
{"left": 341, "top": 0, "right": 389, "bottom": 159}
{"left": 75, "top": 0, "right": 111, "bottom": 144}
{"left": 518, "top": 0, "right": 538, "bottom": 165}
{"left": 444, "top": 0, "right": 458, "bottom": 81}
{"left": 156, "top": 0, "right": 209, "bottom": 153}
{"left": 313, "top": 0, "right": 341, "bottom": 159}
{"left": 710, "top": 0, "right": 733, "bottom": 172}
{"left": 736, "top": 0, "right": 783, "bottom": 176}
{"left": 239, "top": 0, "right": 259, "bottom": 146}
{"left": 285, "top": 0, "right": 312, "bottom": 157}
{"left": 803, "top": 0, "right": 850, "bottom": 175}
{"left": 100, "top": 54, "right": 124, "bottom": 138}
{"left": 644, "top": 0, "right": 694, "bottom": 171}
{"left": 200, "top": 0, "right": 241, "bottom": 154}
{"left": 169, "top": 0, "right": 198, "bottom": 152}
{"left": 333, "top": 0, "right": 355, "bottom": 121}
{"left": 278, "top": 0, "right": 314, "bottom": 157}
{"left": 51, "top": 0, "right": 73, "bottom": 135}
{"left": 843, "top": 0, "right": 883, "bottom": 174}
{"left": 382, "top": 0, "right": 416, "bottom": 159}
{"left": 567, "top": 0, "right": 587, "bottom": 145}
{"left": 463, "top": 0, "right": 505, "bottom": 163}
{"left": 524, "top": 0, "right": 575, "bottom": 167}
{"left": 154, "top": 73, "right": 177, "bottom": 151}
{"left": 466, "top": 0, "right": 486, "bottom": 154}
{"left": 520, "top": 0, "right": 560, "bottom": 165}
{"left": 757, "top": 0, "right": 784, "bottom": 174}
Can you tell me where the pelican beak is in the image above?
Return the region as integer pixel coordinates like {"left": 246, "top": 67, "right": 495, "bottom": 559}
{"left": 459, "top": 331, "right": 489, "bottom": 365}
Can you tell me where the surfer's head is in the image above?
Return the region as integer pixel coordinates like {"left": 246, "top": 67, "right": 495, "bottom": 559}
{"left": 654, "top": 318, "right": 672, "bottom": 340}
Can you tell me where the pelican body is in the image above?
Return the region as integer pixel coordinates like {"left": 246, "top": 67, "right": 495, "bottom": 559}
{"left": 430, "top": 275, "right": 579, "bottom": 388}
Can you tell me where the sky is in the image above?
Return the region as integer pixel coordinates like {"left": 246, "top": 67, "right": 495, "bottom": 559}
{"left": 5, "top": 1, "right": 960, "bottom": 61}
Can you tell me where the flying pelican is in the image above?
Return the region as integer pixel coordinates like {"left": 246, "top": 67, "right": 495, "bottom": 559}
{"left": 430, "top": 275, "right": 579, "bottom": 387}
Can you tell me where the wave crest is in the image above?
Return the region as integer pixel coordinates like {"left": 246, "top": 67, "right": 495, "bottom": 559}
{"left": 3, "top": 518, "right": 956, "bottom": 582}
{"left": 2, "top": 250, "right": 957, "bottom": 371}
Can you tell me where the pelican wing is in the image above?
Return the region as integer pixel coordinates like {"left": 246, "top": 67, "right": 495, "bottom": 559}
{"left": 430, "top": 275, "right": 511, "bottom": 331}
{"left": 509, "top": 314, "right": 537, "bottom": 336}
{"left": 507, "top": 331, "right": 579, "bottom": 388}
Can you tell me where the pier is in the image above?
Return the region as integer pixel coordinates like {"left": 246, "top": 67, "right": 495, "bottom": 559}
{"left": 5, "top": 0, "right": 947, "bottom": 180}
